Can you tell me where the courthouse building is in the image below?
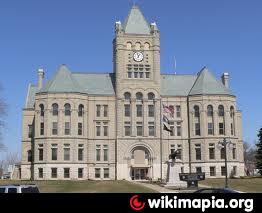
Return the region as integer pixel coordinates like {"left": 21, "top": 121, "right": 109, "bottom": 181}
{"left": 21, "top": 6, "right": 244, "bottom": 180}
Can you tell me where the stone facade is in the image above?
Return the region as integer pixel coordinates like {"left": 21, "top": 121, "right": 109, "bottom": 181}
{"left": 21, "top": 6, "right": 244, "bottom": 180}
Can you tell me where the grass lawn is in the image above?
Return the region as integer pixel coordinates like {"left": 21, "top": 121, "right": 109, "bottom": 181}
{"left": 201, "top": 177, "right": 262, "bottom": 193}
{"left": 0, "top": 180, "right": 157, "bottom": 193}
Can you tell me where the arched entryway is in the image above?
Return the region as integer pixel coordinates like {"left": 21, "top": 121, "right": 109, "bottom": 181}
{"left": 128, "top": 145, "right": 154, "bottom": 180}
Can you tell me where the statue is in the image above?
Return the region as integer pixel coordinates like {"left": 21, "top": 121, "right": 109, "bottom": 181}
{"left": 169, "top": 150, "right": 180, "bottom": 160}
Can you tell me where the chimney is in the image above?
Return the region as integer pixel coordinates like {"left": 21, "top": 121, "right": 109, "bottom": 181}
{"left": 221, "top": 72, "right": 229, "bottom": 88}
{"left": 37, "top": 68, "right": 44, "bottom": 89}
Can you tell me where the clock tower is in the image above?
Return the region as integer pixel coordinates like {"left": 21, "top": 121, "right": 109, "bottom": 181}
{"left": 114, "top": 5, "right": 162, "bottom": 180}
{"left": 113, "top": 5, "right": 161, "bottom": 98}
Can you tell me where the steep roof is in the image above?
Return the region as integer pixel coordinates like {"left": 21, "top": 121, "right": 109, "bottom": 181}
{"left": 189, "top": 67, "right": 233, "bottom": 96}
{"left": 123, "top": 5, "right": 151, "bottom": 35}
{"left": 25, "top": 84, "right": 38, "bottom": 109}
{"left": 39, "top": 65, "right": 84, "bottom": 93}
{"left": 161, "top": 74, "right": 197, "bottom": 96}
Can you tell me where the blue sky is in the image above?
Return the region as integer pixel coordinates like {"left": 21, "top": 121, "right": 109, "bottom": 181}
{"left": 0, "top": 0, "right": 261, "bottom": 158}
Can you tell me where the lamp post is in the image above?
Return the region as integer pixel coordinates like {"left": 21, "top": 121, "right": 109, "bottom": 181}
{"left": 218, "top": 138, "right": 232, "bottom": 188}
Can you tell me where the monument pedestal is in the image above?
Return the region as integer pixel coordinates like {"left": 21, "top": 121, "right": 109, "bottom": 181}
{"left": 165, "top": 159, "right": 187, "bottom": 188}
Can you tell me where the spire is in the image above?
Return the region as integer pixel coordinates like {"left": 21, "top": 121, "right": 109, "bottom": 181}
{"left": 123, "top": 5, "right": 151, "bottom": 35}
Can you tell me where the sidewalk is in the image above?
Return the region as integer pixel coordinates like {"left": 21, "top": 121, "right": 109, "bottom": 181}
{"left": 132, "top": 181, "right": 196, "bottom": 193}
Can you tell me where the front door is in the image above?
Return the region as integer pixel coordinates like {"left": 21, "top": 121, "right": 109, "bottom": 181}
{"left": 131, "top": 168, "right": 148, "bottom": 180}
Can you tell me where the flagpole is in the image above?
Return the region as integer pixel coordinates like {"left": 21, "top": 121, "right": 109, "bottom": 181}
{"left": 160, "top": 98, "right": 163, "bottom": 182}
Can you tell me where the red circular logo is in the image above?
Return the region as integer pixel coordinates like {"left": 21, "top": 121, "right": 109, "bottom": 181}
{"left": 130, "top": 195, "right": 145, "bottom": 211}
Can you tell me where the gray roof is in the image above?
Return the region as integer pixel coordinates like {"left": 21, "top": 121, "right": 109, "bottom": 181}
{"left": 25, "top": 84, "right": 38, "bottom": 109}
{"left": 189, "top": 67, "right": 233, "bottom": 96}
{"left": 123, "top": 5, "right": 151, "bottom": 35}
{"left": 39, "top": 65, "right": 84, "bottom": 93}
{"left": 24, "top": 66, "right": 234, "bottom": 109}
{"left": 161, "top": 74, "right": 197, "bottom": 96}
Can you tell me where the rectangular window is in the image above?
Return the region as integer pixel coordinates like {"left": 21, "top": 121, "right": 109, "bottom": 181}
{"left": 39, "top": 148, "right": 43, "bottom": 161}
{"left": 219, "top": 123, "right": 224, "bottom": 135}
{"left": 128, "top": 72, "right": 132, "bottom": 78}
{"left": 64, "top": 168, "right": 70, "bottom": 178}
{"left": 51, "top": 147, "right": 57, "bottom": 161}
{"left": 124, "top": 122, "right": 131, "bottom": 136}
{"left": 195, "top": 144, "right": 201, "bottom": 160}
{"left": 148, "top": 105, "right": 154, "bottom": 117}
{"left": 51, "top": 168, "right": 57, "bottom": 178}
{"left": 28, "top": 125, "right": 33, "bottom": 138}
{"left": 196, "top": 167, "right": 202, "bottom": 173}
{"left": 221, "top": 166, "right": 226, "bottom": 176}
{"left": 103, "top": 105, "right": 108, "bottom": 117}
{"left": 124, "top": 104, "right": 131, "bottom": 117}
{"left": 220, "top": 147, "right": 225, "bottom": 159}
{"left": 38, "top": 168, "right": 43, "bottom": 178}
{"left": 96, "top": 125, "right": 101, "bottom": 136}
{"left": 96, "top": 145, "right": 101, "bottom": 161}
{"left": 78, "top": 123, "right": 83, "bottom": 135}
{"left": 145, "top": 72, "right": 150, "bottom": 78}
{"left": 40, "top": 122, "right": 44, "bottom": 135}
{"left": 170, "top": 122, "right": 175, "bottom": 136}
{"left": 103, "top": 123, "right": 108, "bottom": 136}
{"left": 208, "top": 123, "right": 214, "bottom": 135}
{"left": 64, "top": 146, "right": 70, "bottom": 161}
{"left": 233, "top": 166, "right": 237, "bottom": 176}
{"left": 65, "top": 122, "right": 70, "bottom": 135}
{"left": 232, "top": 144, "right": 236, "bottom": 159}
{"left": 104, "top": 168, "right": 109, "bottom": 178}
{"left": 210, "top": 167, "right": 216, "bottom": 176}
{"left": 231, "top": 123, "right": 234, "bottom": 135}
{"left": 209, "top": 146, "right": 215, "bottom": 160}
{"left": 176, "top": 106, "right": 181, "bottom": 118}
{"left": 195, "top": 123, "right": 200, "bottom": 136}
{"left": 177, "top": 122, "right": 182, "bottom": 136}
{"left": 52, "top": 122, "right": 58, "bottom": 135}
{"left": 136, "top": 122, "right": 143, "bottom": 136}
{"left": 136, "top": 105, "right": 142, "bottom": 117}
{"left": 78, "top": 146, "right": 83, "bottom": 161}
{"left": 95, "top": 168, "right": 101, "bottom": 178}
{"left": 134, "top": 72, "right": 138, "bottom": 78}
{"left": 96, "top": 105, "right": 101, "bottom": 117}
{"left": 103, "top": 145, "right": 108, "bottom": 161}
{"left": 148, "top": 122, "right": 155, "bottom": 136}
{"left": 78, "top": 168, "right": 83, "bottom": 178}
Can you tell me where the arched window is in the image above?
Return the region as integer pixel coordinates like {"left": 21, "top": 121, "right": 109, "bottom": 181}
{"left": 218, "top": 105, "right": 224, "bottom": 117}
{"left": 194, "top": 105, "right": 200, "bottom": 117}
{"left": 78, "top": 104, "right": 84, "bottom": 117}
{"left": 144, "top": 42, "right": 150, "bottom": 50}
{"left": 39, "top": 104, "right": 44, "bottom": 117}
{"left": 52, "top": 103, "right": 58, "bottom": 116}
{"left": 135, "top": 42, "right": 141, "bottom": 50}
{"left": 207, "top": 105, "right": 213, "bottom": 117}
{"left": 64, "top": 103, "right": 71, "bottom": 116}
{"left": 148, "top": 92, "right": 155, "bottom": 100}
{"left": 124, "top": 92, "right": 131, "bottom": 100}
{"left": 27, "top": 150, "right": 32, "bottom": 162}
{"left": 230, "top": 106, "right": 234, "bottom": 118}
{"left": 126, "top": 42, "right": 132, "bottom": 50}
{"left": 136, "top": 92, "right": 143, "bottom": 101}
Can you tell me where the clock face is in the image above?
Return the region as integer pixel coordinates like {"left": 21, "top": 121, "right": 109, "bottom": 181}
{"left": 133, "top": 52, "right": 144, "bottom": 62}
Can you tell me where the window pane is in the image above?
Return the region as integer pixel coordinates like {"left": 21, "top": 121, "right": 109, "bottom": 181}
{"left": 125, "top": 105, "right": 131, "bottom": 117}
{"left": 195, "top": 123, "right": 200, "bottom": 136}
{"left": 96, "top": 105, "right": 101, "bottom": 117}
{"left": 38, "top": 168, "right": 43, "bottom": 178}
{"left": 51, "top": 168, "right": 57, "bottom": 178}
{"left": 148, "top": 105, "right": 154, "bottom": 117}
{"left": 96, "top": 147, "right": 101, "bottom": 161}
{"left": 96, "top": 126, "right": 101, "bottom": 136}
{"left": 78, "top": 168, "right": 83, "bottom": 178}
{"left": 78, "top": 148, "right": 83, "bottom": 161}
{"left": 51, "top": 148, "right": 57, "bottom": 160}
{"left": 64, "top": 148, "right": 70, "bottom": 161}
{"left": 104, "top": 168, "right": 109, "bottom": 178}
{"left": 136, "top": 105, "right": 142, "bottom": 117}
{"left": 95, "top": 168, "right": 101, "bottom": 178}
{"left": 39, "top": 149, "right": 43, "bottom": 161}
{"left": 64, "top": 168, "right": 70, "bottom": 178}
{"left": 104, "top": 126, "right": 108, "bottom": 136}
{"left": 104, "top": 105, "right": 108, "bottom": 117}
{"left": 78, "top": 123, "right": 83, "bottom": 135}
{"left": 176, "top": 106, "right": 181, "bottom": 117}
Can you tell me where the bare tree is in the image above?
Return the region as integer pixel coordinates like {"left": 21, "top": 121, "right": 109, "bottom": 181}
{"left": 5, "top": 152, "right": 21, "bottom": 165}
{"left": 243, "top": 141, "right": 257, "bottom": 175}
{"left": 0, "top": 83, "right": 7, "bottom": 152}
